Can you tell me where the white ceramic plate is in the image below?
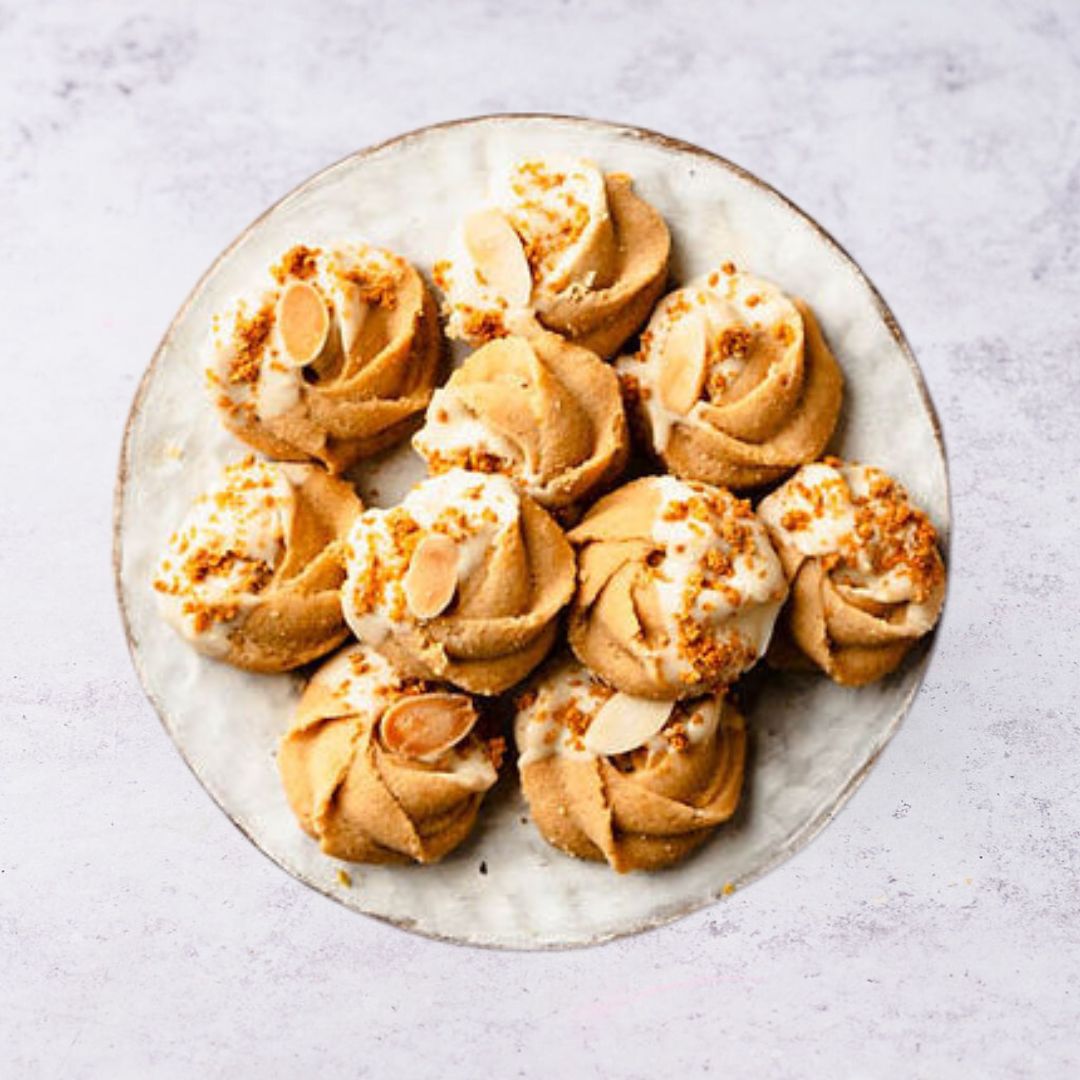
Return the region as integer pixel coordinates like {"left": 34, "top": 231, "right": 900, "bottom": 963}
{"left": 115, "top": 115, "right": 949, "bottom": 949}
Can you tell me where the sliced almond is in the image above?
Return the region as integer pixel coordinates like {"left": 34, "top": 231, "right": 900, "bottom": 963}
{"left": 381, "top": 693, "right": 478, "bottom": 759}
{"left": 403, "top": 533, "right": 459, "bottom": 620}
{"left": 658, "top": 313, "right": 707, "bottom": 414}
{"left": 464, "top": 208, "right": 533, "bottom": 307}
{"left": 583, "top": 693, "right": 674, "bottom": 757}
{"left": 277, "top": 280, "right": 330, "bottom": 366}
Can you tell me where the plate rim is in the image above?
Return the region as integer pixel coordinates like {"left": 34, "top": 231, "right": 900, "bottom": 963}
{"left": 112, "top": 112, "right": 952, "bottom": 950}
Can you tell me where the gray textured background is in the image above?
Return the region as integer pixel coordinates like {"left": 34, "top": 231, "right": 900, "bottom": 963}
{"left": 2, "top": 1, "right": 1077, "bottom": 1076}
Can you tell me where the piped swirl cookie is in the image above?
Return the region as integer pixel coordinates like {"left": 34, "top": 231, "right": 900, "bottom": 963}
{"left": 153, "top": 456, "right": 361, "bottom": 672}
{"left": 515, "top": 657, "right": 746, "bottom": 872}
{"left": 413, "top": 331, "right": 629, "bottom": 509}
{"left": 568, "top": 476, "right": 788, "bottom": 699}
{"left": 342, "top": 469, "right": 576, "bottom": 695}
{"left": 758, "top": 459, "right": 946, "bottom": 686}
{"left": 433, "top": 157, "right": 670, "bottom": 359}
{"left": 207, "top": 243, "right": 441, "bottom": 471}
{"left": 279, "top": 644, "right": 501, "bottom": 864}
{"left": 616, "top": 265, "right": 843, "bottom": 489}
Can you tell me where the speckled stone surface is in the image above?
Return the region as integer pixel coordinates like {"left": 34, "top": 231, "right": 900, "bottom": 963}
{"left": 2, "top": 1, "right": 1077, "bottom": 1076}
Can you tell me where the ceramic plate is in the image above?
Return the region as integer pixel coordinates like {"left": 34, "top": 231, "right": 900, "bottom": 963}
{"left": 115, "top": 115, "right": 949, "bottom": 949}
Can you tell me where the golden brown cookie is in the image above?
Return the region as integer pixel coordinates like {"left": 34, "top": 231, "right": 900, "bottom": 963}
{"left": 153, "top": 456, "right": 361, "bottom": 672}
{"left": 758, "top": 459, "right": 946, "bottom": 685}
{"left": 434, "top": 157, "right": 670, "bottom": 359}
{"left": 342, "top": 469, "right": 576, "bottom": 695}
{"left": 515, "top": 657, "right": 745, "bottom": 872}
{"left": 567, "top": 476, "right": 788, "bottom": 699}
{"left": 617, "top": 265, "right": 842, "bottom": 489}
{"left": 207, "top": 243, "right": 441, "bottom": 471}
{"left": 413, "top": 331, "right": 628, "bottom": 509}
{"left": 279, "top": 644, "right": 501, "bottom": 864}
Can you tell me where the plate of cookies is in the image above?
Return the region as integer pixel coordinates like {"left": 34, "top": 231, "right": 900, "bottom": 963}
{"left": 115, "top": 115, "right": 949, "bottom": 948}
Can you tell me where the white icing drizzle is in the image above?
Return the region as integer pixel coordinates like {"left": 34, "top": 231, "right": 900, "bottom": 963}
{"left": 437, "top": 222, "right": 533, "bottom": 342}
{"left": 514, "top": 657, "right": 613, "bottom": 766}
{"left": 342, "top": 469, "right": 523, "bottom": 646}
{"left": 758, "top": 461, "right": 859, "bottom": 556}
{"left": 645, "top": 476, "right": 787, "bottom": 684}
{"left": 437, "top": 156, "right": 612, "bottom": 342}
{"left": 615, "top": 267, "right": 802, "bottom": 452}
{"left": 207, "top": 243, "right": 403, "bottom": 422}
{"left": 307, "top": 642, "right": 402, "bottom": 715}
{"left": 256, "top": 355, "right": 301, "bottom": 420}
{"left": 758, "top": 461, "right": 936, "bottom": 606}
{"left": 491, "top": 157, "right": 611, "bottom": 298}
{"left": 514, "top": 657, "right": 722, "bottom": 767}
{"left": 413, "top": 383, "right": 533, "bottom": 482}
{"left": 442, "top": 750, "right": 499, "bottom": 791}
{"left": 153, "top": 458, "right": 296, "bottom": 655}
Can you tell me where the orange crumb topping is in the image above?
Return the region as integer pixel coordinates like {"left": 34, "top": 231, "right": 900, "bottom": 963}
{"left": 424, "top": 448, "right": 507, "bottom": 477}
{"left": 227, "top": 300, "right": 276, "bottom": 384}
{"left": 271, "top": 244, "right": 321, "bottom": 284}
{"left": 432, "top": 259, "right": 452, "bottom": 292}
{"left": 340, "top": 260, "right": 399, "bottom": 309}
